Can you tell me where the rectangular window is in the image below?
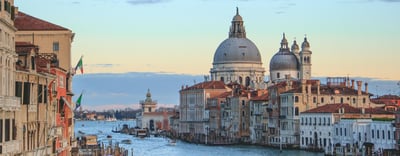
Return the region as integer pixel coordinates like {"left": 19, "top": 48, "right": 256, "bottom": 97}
{"left": 15, "top": 82, "right": 22, "bottom": 97}
{"left": 5, "top": 119, "right": 10, "bottom": 141}
{"left": 388, "top": 131, "right": 391, "bottom": 140}
{"left": 53, "top": 42, "right": 59, "bottom": 52}
{"left": 377, "top": 130, "right": 380, "bottom": 139}
{"left": 0, "top": 120, "right": 2, "bottom": 143}
{"left": 23, "top": 82, "right": 31, "bottom": 104}
{"left": 38, "top": 84, "right": 43, "bottom": 103}
{"left": 44, "top": 85, "right": 48, "bottom": 103}
{"left": 12, "top": 119, "right": 16, "bottom": 140}
{"left": 382, "top": 130, "right": 385, "bottom": 139}
{"left": 372, "top": 130, "right": 374, "bottom": 138}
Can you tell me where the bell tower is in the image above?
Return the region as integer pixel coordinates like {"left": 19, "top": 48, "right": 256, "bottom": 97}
{"left": 300, "top": 36, "right": 312, "bottom": 80}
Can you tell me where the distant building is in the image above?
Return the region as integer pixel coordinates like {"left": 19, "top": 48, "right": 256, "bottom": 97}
{"left": 136, "top": 89, "right": 174, "bottom": 132}
{"left": 371, "top": 94, "right": 400, "bottom": 106}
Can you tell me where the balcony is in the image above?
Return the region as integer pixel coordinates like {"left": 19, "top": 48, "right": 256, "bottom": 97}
{"left": 0, "top": 96, "right": 21, "bottom": 111}
{"left": 254, "top": 112, "right": 262, "bottom": 116}
{"left": 1, "top": 140, "right": 21, "bottom": 154}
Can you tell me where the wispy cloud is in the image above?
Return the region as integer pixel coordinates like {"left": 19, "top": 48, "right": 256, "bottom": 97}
{"left": 126, "top": 0, "right": 170, "bottom": 5}
{"left": 381, "top": 0, "right": 400, "bottom": 2}
{"left": 86, "top": 64, "right": 120, "bottom": 68}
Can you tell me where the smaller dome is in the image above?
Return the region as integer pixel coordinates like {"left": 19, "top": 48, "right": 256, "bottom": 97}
{"left": 291, "top": 40, "right": 299, "bottom": 51}
{"left": 302, "top": 37, "right": 310, "bottom": 48}
{"left": 269, "top": 51, "right": 299, "bottom": 71}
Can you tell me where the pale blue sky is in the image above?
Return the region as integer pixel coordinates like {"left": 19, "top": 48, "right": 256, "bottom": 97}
{"left": 15, "top": 0, "right": 400, "bottom": 80}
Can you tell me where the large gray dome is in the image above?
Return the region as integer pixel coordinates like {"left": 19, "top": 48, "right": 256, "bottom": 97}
{"left": 213, "top": 38, "right": 262, "bottom": 64}
{"left": 269, "top": 50, "right": 299, "bottom": 71}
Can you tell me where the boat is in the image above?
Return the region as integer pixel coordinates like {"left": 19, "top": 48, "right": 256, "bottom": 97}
{"left": 168, "top": 139, "right": 177, "bottom": 146}
{"left": 121, "top": 139, "right": 132, "bottom": 144}
{"left": 78, "top": 130, "right": 85, "bottom": 135}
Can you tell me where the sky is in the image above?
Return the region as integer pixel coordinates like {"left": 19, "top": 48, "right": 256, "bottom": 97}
{"left": 15, "top": 0, "right": 400, "bottom": 80}
{"left": 14, "top": 0, "right": 400, "bottom": 110}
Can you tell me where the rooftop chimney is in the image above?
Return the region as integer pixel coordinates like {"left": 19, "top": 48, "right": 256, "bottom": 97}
{"left": 351, "top": 80, "right": 355, "bottom": 89}
{"left": 357, "top": 81, "right": 362, "bottom": 95}
{"left": 317, "top": 80, "right": 320, "bottom": 95}
{"left": 365, "top": 82, "right": 369, "bottom": 94}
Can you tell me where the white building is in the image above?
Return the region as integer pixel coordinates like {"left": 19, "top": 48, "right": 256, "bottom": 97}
{"left": 136, "top": 89, "right": 173, "bottom": 132}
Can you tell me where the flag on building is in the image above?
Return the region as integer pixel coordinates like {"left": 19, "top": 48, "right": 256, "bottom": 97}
{"left": 75, "top": 56, "right": 83, "bottom": 74}
{"left": 75, "top": 93, "right": 83, "bottom": 111}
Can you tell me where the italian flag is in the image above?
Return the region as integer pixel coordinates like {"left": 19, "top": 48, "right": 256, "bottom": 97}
{"left": 75, "top": 93, "right": 83, "bottom": 111}
{"left": 75, "top": 56, "right": 83, "bottom": 74}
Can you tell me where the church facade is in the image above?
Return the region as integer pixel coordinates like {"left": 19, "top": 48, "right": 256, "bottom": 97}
{"left": 210, "top": 7, "right": 313, "bottom": 88}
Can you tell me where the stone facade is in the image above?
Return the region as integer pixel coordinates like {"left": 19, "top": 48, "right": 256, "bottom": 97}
{"left": 0, "top": 0, "right": 21, "bottom": 155}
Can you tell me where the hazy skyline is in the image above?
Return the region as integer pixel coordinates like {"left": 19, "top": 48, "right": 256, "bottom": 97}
{"left": 15, "top": 0, "right": 400, "bottom": 80}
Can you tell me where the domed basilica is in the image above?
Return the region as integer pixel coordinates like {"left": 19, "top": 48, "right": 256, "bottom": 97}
{"left": 210, "top": 8, "right": 312, "bottom": 88}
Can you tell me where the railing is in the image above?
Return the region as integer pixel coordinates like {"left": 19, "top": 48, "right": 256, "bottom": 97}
{"left": 254, "top": 111, "right": 262, "bottom": 116}
{"left": 0, "top": 140, "right": 21, "bottom": 154}
{"left": 0, "top": 96, "right": 21, "bottom": 111}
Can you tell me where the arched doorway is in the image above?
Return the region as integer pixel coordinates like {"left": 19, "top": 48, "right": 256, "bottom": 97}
{"left": 149, "top": 119, "right": 155, "bottom": 131}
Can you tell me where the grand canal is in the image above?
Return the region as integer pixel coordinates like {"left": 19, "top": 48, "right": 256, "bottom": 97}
{"left": 74, "top": 120, "right": 324, "bottom": 156}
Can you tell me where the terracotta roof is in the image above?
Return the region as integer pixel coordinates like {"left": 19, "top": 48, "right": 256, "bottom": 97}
{"left": 374, "top": 94, "right": 400, "bottom": 100}
{"left": 14, "top": 11, "right": 69, "bottom": 31}
{"left": 181, "top": 81, "right": 227, "bottom": 91}
{"left": 251, "top": 93, "right": 269, "bottom": 101}
{"left": 365, "top": 107, "right": 395, "bottom": 114}
{"left": 302, "top": 103, "right": 360, "bottom": 114}
{"left": 214, "top": 91, "right": 232, "bottom": 98}
{"left": 283, "top": 85, "right": 371, "bottom": 96}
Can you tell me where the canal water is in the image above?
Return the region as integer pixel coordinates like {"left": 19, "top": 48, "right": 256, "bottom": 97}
{"left": 74, "top": 120, "right": 323, "bottom": 156}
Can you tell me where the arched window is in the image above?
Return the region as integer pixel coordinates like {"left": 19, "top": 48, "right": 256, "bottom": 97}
{"left": 245, "top": 77, "right": 251, "bottom": 87}
{"left": 340, "top": 98, "right": 344, "bottom": 103}
{"left": 353, "top": 98, "right": 356, "bottom": 104}
{"left": 295, "top": 96, "right": 299, "bottom": 102}
{"left": 277, "top": 73, "right": 280, "bottom": 79}
{"left": 295, "top": 107, "right": 299, "bottom": 116}
{"left": 238, "top": 76, "right": 243, "bottom": 84}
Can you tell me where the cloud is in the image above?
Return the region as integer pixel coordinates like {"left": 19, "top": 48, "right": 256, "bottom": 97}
{"left": 86, "top": 64, "right": 120, "bottom": 68}
{"left": 126, "top": 0, "right": 170, "bottom": 5}
{"left": 72, "top": 1, "right": 80, "bottom": 4}
{"left": 381, "top": 0, "right": 400, "bottom": 2}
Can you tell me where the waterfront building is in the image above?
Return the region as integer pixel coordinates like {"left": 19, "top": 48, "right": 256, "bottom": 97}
{"left": 0, "top": 0, "right": 21, "bottom": 155}
{"left": 275, "top": 77, "right": 384, "bottom": 148}
{"left": 210, "top": 8, "right": 265, "bottom": 89}
{"left": 222, "top": 84, "right": 252, "bottom": 143}
{"left": 249, "top": 90, "right": 268, "bottom": 144}
{"left": 395, "top": 109, "right": 400, "bottom": 150}
{"left": 14, "top": 10, "right": 76, "bottom": 155}
{"left": 299, "top": 103, "right": 396, "bottom": 155}
{"left": 15, "top": 41, "right": 57, "bottom": 155}
{"left": 333, "top": 118, "right": 396, "bottom": 155}
{"left": 206, "top": 91, "right": 230, "bottom": 144}
{"left": 136, "top": 89, "right": 174, "bottom": 132}
{"left": 178, "top": 81, "right": 230, "bottom": 143}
